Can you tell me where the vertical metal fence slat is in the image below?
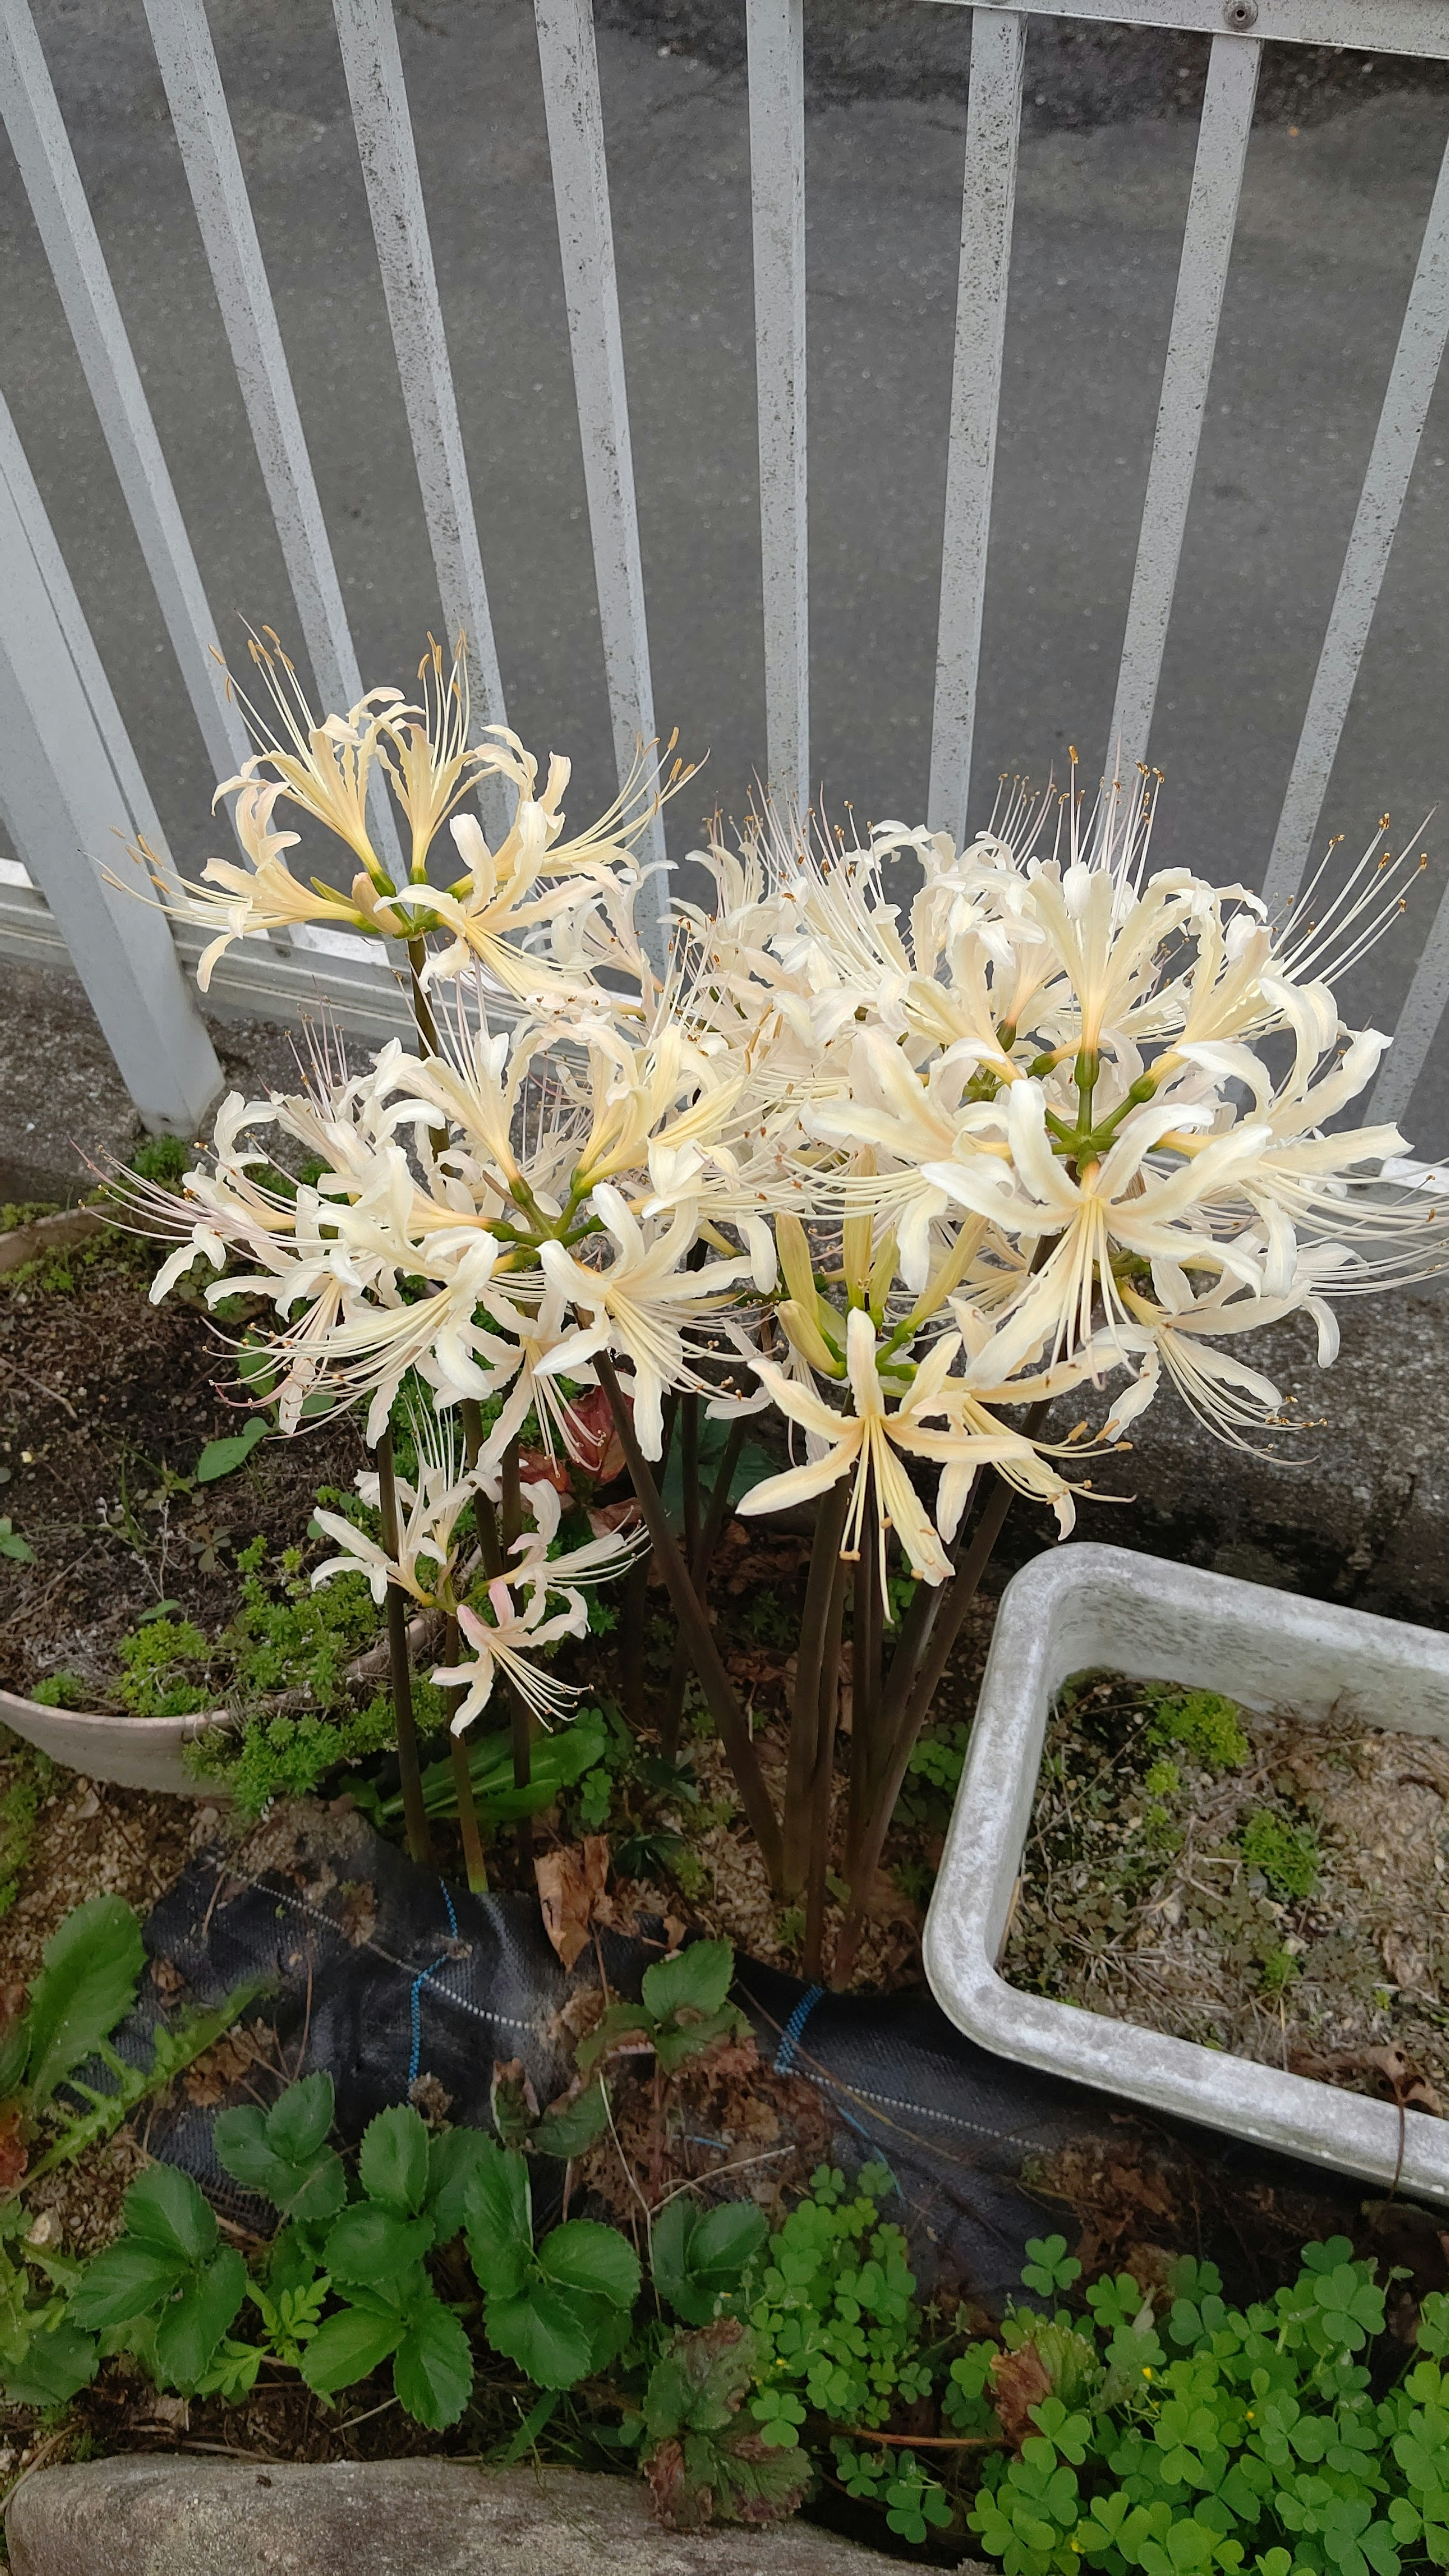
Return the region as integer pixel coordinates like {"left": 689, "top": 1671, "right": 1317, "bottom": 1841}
{"left": 0, "top": 411, "right": 222, "bottom": 1132}
{"left": 0, "top": 0, "right": 248, "bottom": 787}
{"left": 1369, "top": 865, "right": 1449, "bottom": 1127}
{"left": 927, "top": 7, "right": 1026, "bottom": 851}
{"left": 534, "top": 0, "right": 668, "bottom": 950}
{"left": 1106, "top": 32, "right": 1260, "bottom": 784}
{"left": 746, "top": 0, "right": 808, "bottom": 818}
{"left": 141, "top": 0, "right": 405, "bottom": 880}
{"left": 1262, "top": 125, "right": 1449, "bottom": 919}
{"left": 331, "top": 0, "right": 510, "bottom": 849}
{"left": 0, "top": 389, "right": 185, "bottom": 904}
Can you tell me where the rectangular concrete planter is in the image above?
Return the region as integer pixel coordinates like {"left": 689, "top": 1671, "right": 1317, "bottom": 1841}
{"left": 923, "top": 1541, "right": 1449, "bottom": 2204}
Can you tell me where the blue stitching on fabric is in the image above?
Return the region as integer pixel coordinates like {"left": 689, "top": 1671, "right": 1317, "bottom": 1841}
{"left": 407, "top": 1879, "right": 463, "bottom": 2088}
{"left": 774, "top": 1984, "right": 824, "bottom": 2074}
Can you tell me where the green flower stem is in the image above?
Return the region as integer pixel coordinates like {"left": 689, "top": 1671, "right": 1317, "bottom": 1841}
{"left": 375, "top": 1426, "right": 433, "bottom": 1869}
{"left": 595, "top": 1353, "right": 784, "bottom": 1887}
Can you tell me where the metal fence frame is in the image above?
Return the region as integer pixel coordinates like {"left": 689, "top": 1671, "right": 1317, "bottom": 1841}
{"left": 2, "top": 0, "right": 1449, "bottom": 1131}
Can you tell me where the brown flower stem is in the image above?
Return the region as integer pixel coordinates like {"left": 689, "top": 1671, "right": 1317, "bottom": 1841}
{"left": 496, "top": 1437, "right": 531, "bottom": 1857}
{"left": 802, "top": 1545, "right": 849, "bottom": 1981}
{"left": 443, "top": 1610, "right": 489, "bottom": 1894}
{"left": 501, "top": 1435, "right": 523, "bottom": 1553}
{"left": 595, "top": 1352, "right": 784, "bottom": 1887}
{"left": 680, "top": 1392, "right": 701, "bottom": 1569}
{"left": 831, "top": 1406, "right": 1048, "bottom": 1986}
{"left": 375, "top": 1426, "right": 432, "bottom": 1869}
{"left": 845, "top": 1483, "right": 883, "bottom": 1882}
{"left": 873, "top": 1559, "right": 941, "bottom": 1780}
{"left": 782, "top": 1478, "right": 852, "bottom": 1896}
{"left": 659, "top": 1415, "right": 749, "bottom": 1758}
{"left": 460, "top": 1403, "right": 526, "bottom": 1858}
{"left": 620, "top": 1392, "right": 680, "bottom": 1735}
{"left": 620, "top": 1550, "right": 650, "bottom": 1731}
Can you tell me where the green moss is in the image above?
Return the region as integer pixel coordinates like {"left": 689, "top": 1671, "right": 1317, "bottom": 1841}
{"left": 29, "top": 1671, "right": 90, "bottom": 1710}
{"left": 199, "top": 1695, "right": 400, "bottom": 1817}
{"left": 1241, "top": 1806, "right": 1321, "bottom": 1899}
{"left": 130, "top": 1133, "right": 191, "bottom": 1186}
{"left": 115, "top": 1617, "right": 214, "bottom": 1718}
{"left": 172, "top": 1539, "right": 415, "bottom": 1816}
{"left": 1146, "top": 1683, "right": 1248, "bottom": 1770}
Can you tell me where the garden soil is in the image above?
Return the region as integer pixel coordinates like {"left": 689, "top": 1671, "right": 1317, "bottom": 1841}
{"left": 0, "top": 1228, "right": 366, "bottom": 1707}
{"left": 1006, "top": 1675, "right": 1449, "bottom": 2122}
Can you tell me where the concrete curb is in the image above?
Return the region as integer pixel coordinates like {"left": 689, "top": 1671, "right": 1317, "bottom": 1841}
{"left": 2, "top": 2455, "right": 984, "bottom": 2576}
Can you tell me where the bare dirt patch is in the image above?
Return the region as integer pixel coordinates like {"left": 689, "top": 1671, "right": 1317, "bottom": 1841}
{"left": 0, "top": 1226, "right": 365, "bottom": 1707}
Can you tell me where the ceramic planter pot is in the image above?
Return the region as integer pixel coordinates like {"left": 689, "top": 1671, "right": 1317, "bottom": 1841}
{"left": 0, "top": 1687, "right": 230, "bottom": 1794}
{"left": 923, "top": 1541, "right": 1449, "bottom": 2203}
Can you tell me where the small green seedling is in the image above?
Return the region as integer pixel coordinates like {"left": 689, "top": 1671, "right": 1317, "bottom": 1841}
{"left": 576, "top": 1941, "right": 748, "bottom": 2076}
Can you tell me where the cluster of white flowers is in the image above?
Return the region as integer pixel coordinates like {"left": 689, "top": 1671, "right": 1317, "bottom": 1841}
{"left": 140, "top": 649, "right": 1442, "bottom": 1746}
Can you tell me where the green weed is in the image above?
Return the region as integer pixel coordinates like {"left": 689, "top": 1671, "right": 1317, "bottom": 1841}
{"left": 1241, "top": 1806, "right": 1321, "bottom": 1900}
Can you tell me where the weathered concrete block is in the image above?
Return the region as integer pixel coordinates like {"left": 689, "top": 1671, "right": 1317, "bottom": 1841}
{"left": 3, "top": 2455, "right": 980, "bottom": 2576}
{"left": 1032, "top": 1294, "right": 1449, "bottom": 1629}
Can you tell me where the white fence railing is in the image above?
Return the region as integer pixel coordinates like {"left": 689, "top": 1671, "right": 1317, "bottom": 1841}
{"left": 2, "top": 0, "right": 1449, "bottom": 1135}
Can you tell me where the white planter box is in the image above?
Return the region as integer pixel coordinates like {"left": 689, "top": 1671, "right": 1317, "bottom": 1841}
{"left": 923, "top": 1541, "right": 1449, "bottom": 2204}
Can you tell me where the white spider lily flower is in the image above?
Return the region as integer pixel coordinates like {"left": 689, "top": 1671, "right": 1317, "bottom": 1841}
{"left": 263, "top": 1233, "right": 509, "bottom": 1442}
{"left": 311, "top": 1432, "right": 489, "bottom": 1608}
{"left": 507, "top": 1509, "right": 646, "bottom": 1606}
{"left": 378, "top": 635, "right": 494, "bottom": 881}
{"left": 1099, "top": 1259, "right": 1338, "bottom": 1451}
{"left": 432, "top": 1582, "right": 587, "bottom": 1731}
{"left": 537, "top": 1187, "right": 757, "bottom": 1458}
{"left": 432, "top": 1499, "right": 639, "bottom": 1734}
{"left": 462, "top": 1275, "right": 599, "bottom": 1468}
{"left": 922, "top": 1080, "right": 1272, "bottom": 1361}
{"left": 738, "top": 1307, "right": 1071, "bottom": 1593}
{"left": 144, "top": 784, "right": 380, "bottom": 992}
{"left": 217, "top": 637, "right": 404, "bottom": 881}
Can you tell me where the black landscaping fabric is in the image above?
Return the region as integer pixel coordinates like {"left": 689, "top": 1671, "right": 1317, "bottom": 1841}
{"left": 115, "top": 1807, "right": 1428, "bottom": 2312}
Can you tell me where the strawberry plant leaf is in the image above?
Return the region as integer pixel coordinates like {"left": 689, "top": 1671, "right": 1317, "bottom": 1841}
{"left": 392, "top": 2293, "right": 474, "bottom": 2429}
{"left": 535, "top": 2219, "right": 640, "bottom": 2309}
{"left": 642, "top": 1941, "right": 734, "bottom": 2024}
{"left": 358, "top": 2102, "right": 431, "bottom": 2216}
{"left": 154, "top": 2247, "right": 247, "bottom": 2390}
{"left": 301, "top": 2300, "right": 406, "bottom": 2397}
{"left": 485, "top": 2284, "right": 600, "bottom": 2389}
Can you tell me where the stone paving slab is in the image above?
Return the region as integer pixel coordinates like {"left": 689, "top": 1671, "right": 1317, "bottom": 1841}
{"left": 3, "top": 2455, "right": 976, "bottom": 2576}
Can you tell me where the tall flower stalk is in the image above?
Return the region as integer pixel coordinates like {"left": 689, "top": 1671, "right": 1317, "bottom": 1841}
{"left": 135, "top": 658, "right": 1446, "bottom": 1976}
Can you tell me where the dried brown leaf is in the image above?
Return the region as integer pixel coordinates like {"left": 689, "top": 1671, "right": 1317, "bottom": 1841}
{"left": 535, "top": 1840, "right": 611, "bottom": 1972}
{"left": 989, "top": 2340, "right": 1054, "bottom": 2446}
{"left": 0, "top": 2105, "right": 28, "bottom": 2193}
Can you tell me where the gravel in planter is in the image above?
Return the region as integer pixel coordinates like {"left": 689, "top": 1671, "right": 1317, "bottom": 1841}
{"left": 1003, "top": 1670, "right": 1449, "bottom": 2115}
